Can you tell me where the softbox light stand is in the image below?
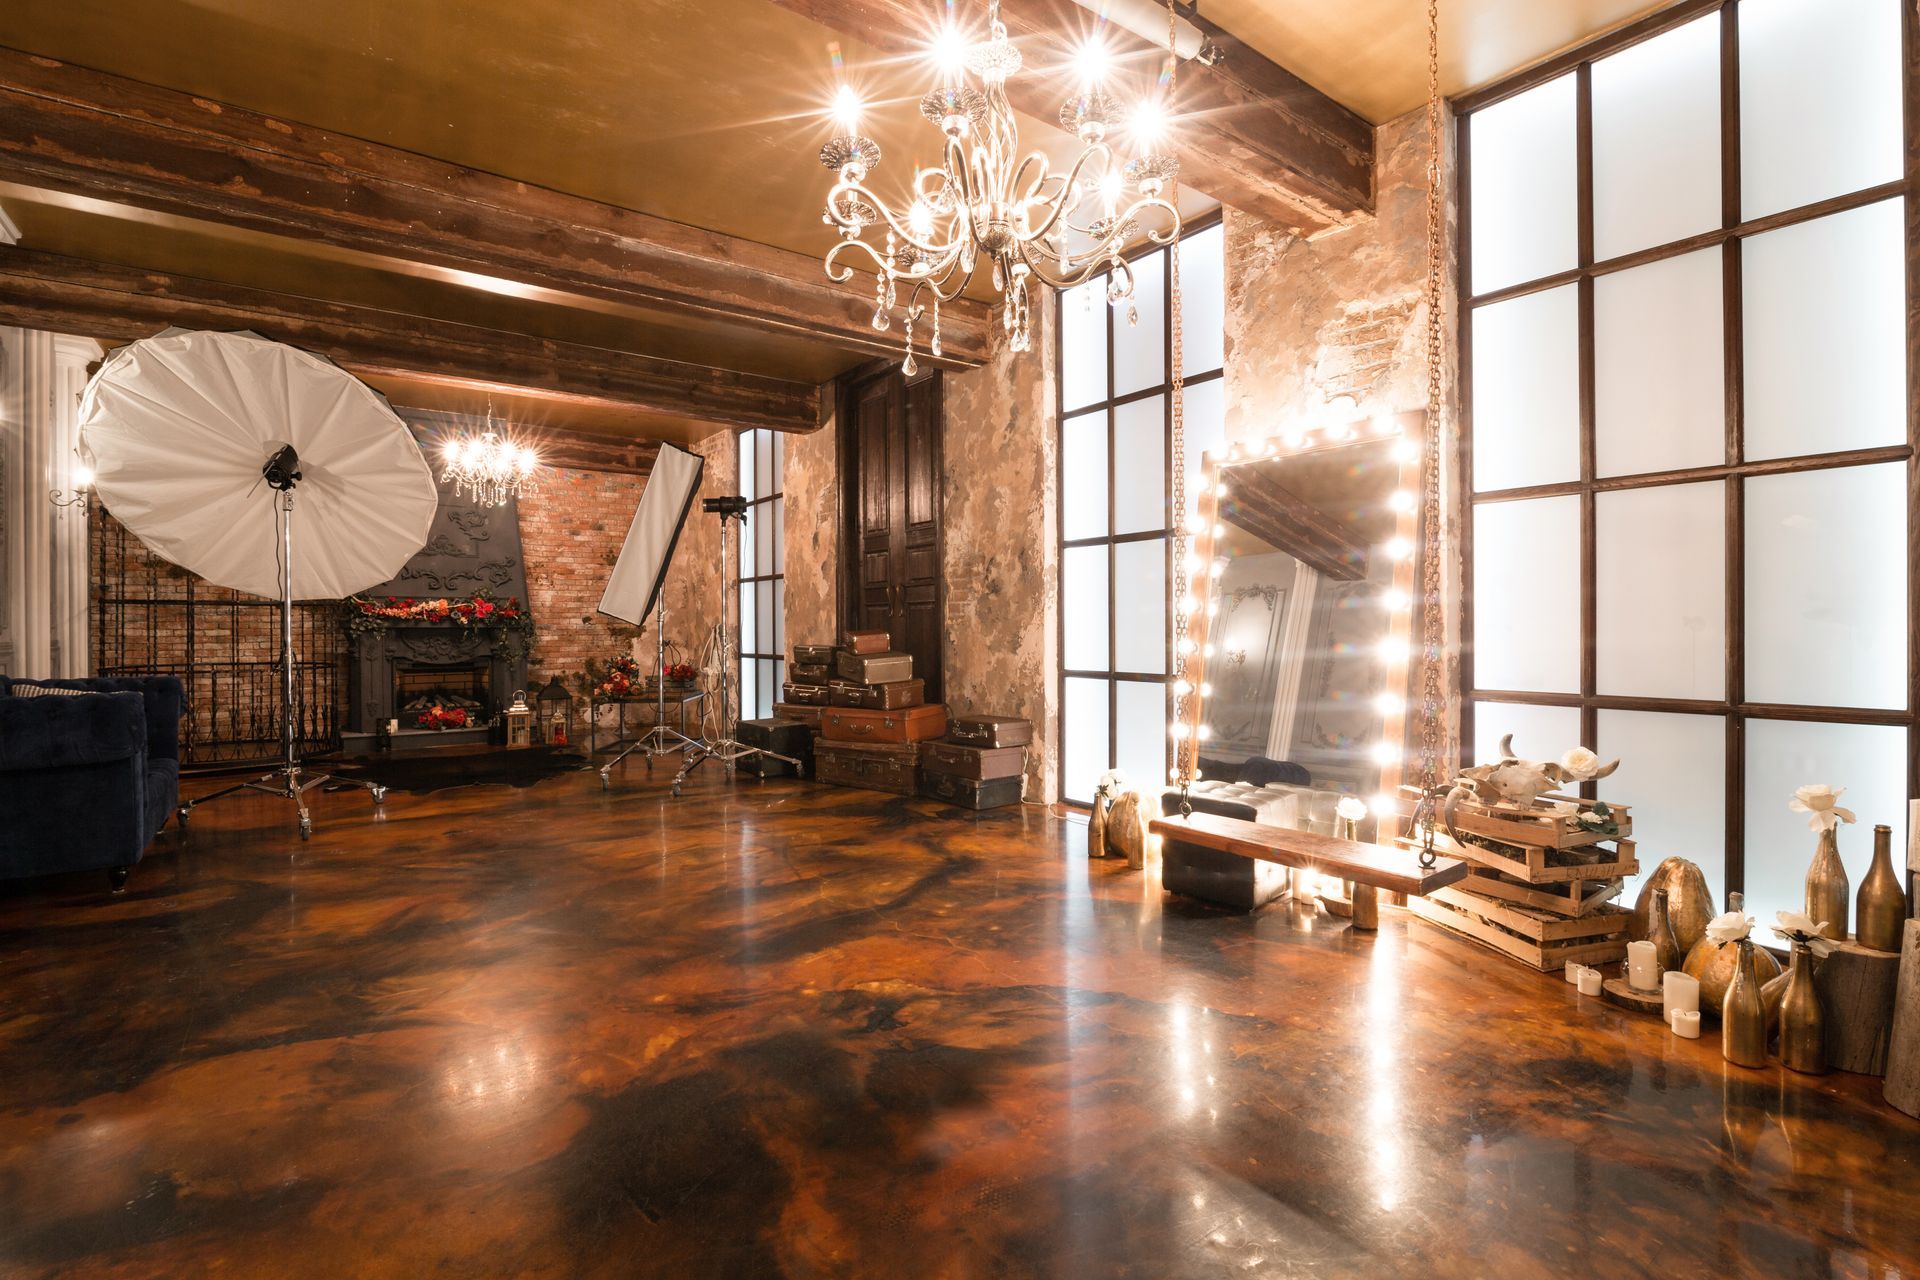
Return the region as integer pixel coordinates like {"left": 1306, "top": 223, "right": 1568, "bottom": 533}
{"left": 184, "top": 469, "right": 386, "bottom": 838}
{"left": 669, "top": 501, "right": 797, "bottom": 799}
{"left": 596, "top": 594, "right": 705, "bottom": 787}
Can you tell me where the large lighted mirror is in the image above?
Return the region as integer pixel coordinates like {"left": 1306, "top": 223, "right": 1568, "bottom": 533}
{"left": 1179, "top": 412, "right": 1424, "bottom": 844}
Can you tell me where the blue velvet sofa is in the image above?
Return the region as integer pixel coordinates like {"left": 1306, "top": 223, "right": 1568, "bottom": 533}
{"left": 0, "top": 675, "right": 184, "bottom": 890}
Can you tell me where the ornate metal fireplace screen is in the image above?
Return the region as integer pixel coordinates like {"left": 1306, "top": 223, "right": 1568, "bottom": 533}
{"left": 91, "top": 511, "right": 346, "bottom": 768}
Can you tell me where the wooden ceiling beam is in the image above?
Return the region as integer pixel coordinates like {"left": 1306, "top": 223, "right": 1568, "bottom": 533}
{"left": 1221, "top": 468, "right": 1370, "bottom": 582}
{"left": 0, "top": 246, "right": 827, "bottom": 435}
{"left": 768, "top": 0, "right": 1374, "bottom": 232}
{"left": 0, "top": 47, "right": 992, "bottom": 368}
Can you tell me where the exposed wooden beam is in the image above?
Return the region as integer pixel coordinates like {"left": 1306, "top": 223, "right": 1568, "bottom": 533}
{"left": 0, "top": 47, "right": 992, "bottom": 368}
{"left": 767, "top": 0, "right": 1374, "bottom": 232}
{"left": 0, "top": 246, "right": 827, "bottom": 435}
{"left": 1221, "top": 468, "right": 1370, "bottom": 582}
{"left": 398, "top": 409, "right": 662, "bottom": 476}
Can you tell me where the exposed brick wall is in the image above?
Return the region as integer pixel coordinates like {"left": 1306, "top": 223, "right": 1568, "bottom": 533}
{"left": 516, "top": 464, "right": 648, "bottom": 696}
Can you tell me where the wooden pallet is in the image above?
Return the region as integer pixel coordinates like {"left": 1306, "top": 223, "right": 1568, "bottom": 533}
{"left": 1409, "top": 892, "right": 1631, "bottom": 972}
{"left": 1397, "top": 830, "right": 1639, "bottom": 886}
{"left": 1426, "top": 885, "right": 1628, "bottom": 944}
{"left": 1399, "top": 786, "right": 1632, "bottom": 850}
{"left": 1451, "top": 868, "right": 1624, "bottom": 918}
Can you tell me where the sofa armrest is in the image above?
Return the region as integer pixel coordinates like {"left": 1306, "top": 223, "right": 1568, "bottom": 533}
{"left": 15, "top": 677, "right": 184, "bottom": 762}
{"left": 0, "top": 691, "right": 147, "bottom": 772}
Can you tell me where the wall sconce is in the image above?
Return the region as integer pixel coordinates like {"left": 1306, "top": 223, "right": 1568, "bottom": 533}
{"left": 49, "top": 461, "right": 94, "bottom": 513}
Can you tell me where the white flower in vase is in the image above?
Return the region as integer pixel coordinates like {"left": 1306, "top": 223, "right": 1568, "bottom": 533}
{"left": 1335, "top": 795, "right": 1368, "bottom": 822}
{"left": 1773, "top": 910, "right": 1836, "bottom": 956}
{"left": 1789, "top": 783, "right": 1856, "bottom": 832}
{"left": 1703, "top": 909, "right": 1753, "bottom": 946}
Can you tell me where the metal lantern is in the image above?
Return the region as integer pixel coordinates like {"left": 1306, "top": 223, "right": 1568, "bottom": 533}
{"left": 504, "top": 688, "right": 534, "bottom": 749}
{"left": 535, "top": 679, "right": 573, "bottom": 746}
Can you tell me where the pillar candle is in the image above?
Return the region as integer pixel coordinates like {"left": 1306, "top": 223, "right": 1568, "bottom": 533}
{"left": 1627, "top": 940, "right": 1659, "bottom": 992}
{"left": 1577, "top": 967, "right": 1602, "bottom": 996}
{"left": 1671, "top": 1009, "right": 1702, "bottom": 1040}
{"left": 1564, "top": 963, "right": 1585, "bottom": 984}
{"left": 1662, "top": 970, "right": 1700, "bottom": 1022}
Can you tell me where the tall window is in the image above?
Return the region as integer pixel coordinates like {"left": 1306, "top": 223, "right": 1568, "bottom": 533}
{"left": 737, "top": 428, "right": 785, "bottom": 720}
{"left": 1056, "top": 219, "right": 1226, "bottom": 804}
{"left": 1458, "top": 0, "right": 1913, "bottom": 938}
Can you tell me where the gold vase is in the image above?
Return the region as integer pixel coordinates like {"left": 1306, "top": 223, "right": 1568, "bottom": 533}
{"left": 1352, "top": 883, "right": 1379, "bottom": 931}
{"left": 1088, "top": 790, "right": 1110, "bottom": 859}
{"left": 1682, "top": 893, "right": 1783, "bottom": 1013}
{"left": 1646, "top": 887, "right": 1683, "bottom": 976}
{"left": 1804, "top": 826, "right": 1849, "bottom": 941}
{"left": 1722, "top": 938, "right": 1768, "bottom": 1069}
{"left": 1776, "top": 940, "right": 1826, "bottom": 1074}
{"left": 1632, "top": 857, "right": 1714, "bottom": 954}
{"left": 1856, "top": 823, "right": 1908, "bottom": 952}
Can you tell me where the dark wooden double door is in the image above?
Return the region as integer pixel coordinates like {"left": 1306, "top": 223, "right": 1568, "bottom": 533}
{"left": 840, "top": 368, "right": 944, "bottom": 704}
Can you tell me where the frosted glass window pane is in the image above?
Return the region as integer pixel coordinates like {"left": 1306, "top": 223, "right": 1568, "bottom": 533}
{"left": 1596, "top": 483, "right": 1725, "bottom": 700}
{"left": 1181, "top": 378, "right": 1226, "bottom": 520}
{"left": 1469, "top": 75, "right": 1579, "bottom": 293}
{"left": 1064, "top": 677, "right": 1111, "bottom": 804}
{"left": 1595, "top": 251, "right": 1724, "bottom": 476}
{"left": 1740, "top": 0, "right": 1902, "bottom": 219}
{"left": 1063, "top": 545, "right": 1110, "bottom": 672}
{"left": 1472, "top": 497, "right": 1581, "bottom": 693}
{"left": 1597, "top": 710, "right": 1727, "bottom": 911}
{"left": 738, "top": 584, "right": 755, "bottom": 664}
{"left": 1744, "top": 719, "right": 1907, "bottom": 946}
{"left": 1063, "top": 410, "right": 1108, "bottom": 541}
{"left": 1116, "top": 680, "right": 1169, "bottom": 793}
{"left": 755, "top": 503, "right": 773, "bottom": 575}
{"left": 1061, "top": 278, "right": 1108, "bottom": 412}
{"left": 1113, "top": 396, "right": 1165, "bottom": 535}
{"left": 740, "top": 659, "right": 758, "bottom": 723}
{"left": 1591, "top": 14, "right": 1721, "bottom": 259}
{"left": 1473, "top": 701, "right": 1580, "bottom": 769}
{"left": 739, "top": 515, "right": 756, "bottom": 579}
{"left": 1471, "top": 287, "right": 1580, "bottom": 491}
{"left": 1114, "top": 250, "right": 1166, "bottom": 397}
{"left": 771, "top": 431, "right": 786, "bottom": 494}
{"left": 1180, "top": 224, "right": 1225, "bottom": 377}
{"left": 1113, "top": 538, "right": 1166, "bottom": 676}
{"left": 738, "top": 431, "right": 756, "bottom": 501}
{"left": 1742, "top": 200, "right": 1905, "bottom": 460}
{"left": 756, "top": 581, "right": 774, "bottom": 653}
{"left": 756, "top": 431, "right": 773, "bottom": 499}
{"left": 774, "top": 501, "right": 786, "bottom": 569}
{"left": 1746, "top": 464, "right": 1906, "bottom": 709}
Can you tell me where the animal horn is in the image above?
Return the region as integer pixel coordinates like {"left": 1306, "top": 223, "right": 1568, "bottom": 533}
{"left": 1498, "top": 733, "right": 1517, "bottom": 762}
{"left": 1591, "top": 757, "right": 1622, "bottom": 779}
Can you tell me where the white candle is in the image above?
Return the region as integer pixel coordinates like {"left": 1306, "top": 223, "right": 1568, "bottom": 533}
{"left": 1577, "top": 967, "right": 1602, "bottom": 996}
{"left": 1627, "top": 940, "right": 1660, "bottom": 992}
{"left": 1662, "top": 970, "right": 1700, "bottom": 1022}
{"left": 1564, "top": 963, "right": 1585, "bottom": 984}
{"left": 1671, "top": 1009, "right": 1702, "bottom": 1040}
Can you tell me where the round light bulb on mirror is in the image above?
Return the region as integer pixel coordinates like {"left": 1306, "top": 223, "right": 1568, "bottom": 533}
{"left": 1199, "top": 682, "right": 1213, "bottom": 698}
{"left": 1370, "top": 792, "right": 1397, "bottom": 818}
{"left": 1171, "top": 722, "right": 1189, "bottom": 741}
{"left": 1369, "top": 741, "right": 1399, "bottom": 766}
{"left": 1202, "top": 643, "right": 1215, "bottom": 658}
{"left": 1374, "top": 692, "right": 1405, "bottom": 715}
{"left": 1376, "top": 636, "right": 1409, "bottom": 663}
{"left": 1196, "top": 724, "right": 1212, "bottom": 742}
{"left": 1392, "top": 440, "right": 1420, "bottom": 464}
{"left": 1388, "top": 490, "right": 1416, "bottom": 513}
{"left": 1372, "top": 415, "right": 1400, "bottom": 437}
{"left": 1381, "top": 589, "right": 1410, "bottom": 612}
{"left": 1173, "top": 678, "right": 1192, "bottom": 695}
{"left": 1384, "top": 537, "right": 1413, "bottom": 561}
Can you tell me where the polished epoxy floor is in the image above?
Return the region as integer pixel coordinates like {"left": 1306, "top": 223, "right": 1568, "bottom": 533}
{"left": 1, "top": 760, "right": 1916, "bottom": 1278}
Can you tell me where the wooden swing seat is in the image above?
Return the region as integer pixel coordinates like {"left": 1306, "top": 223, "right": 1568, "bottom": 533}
{"left": 1149, "top": 811, "right": 1469, "bottom": 897}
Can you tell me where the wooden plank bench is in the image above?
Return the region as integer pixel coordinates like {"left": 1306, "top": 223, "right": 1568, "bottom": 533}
{"left": 1149, "top": 812, "right": 1469, "bottom": 911}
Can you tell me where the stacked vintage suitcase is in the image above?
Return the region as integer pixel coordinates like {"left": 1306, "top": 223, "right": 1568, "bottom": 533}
{"left": 806, "top": 631, "right": 946, "bottom": 796}
{"left": 919, "top": 716, "right": 1031, "bottom": 810}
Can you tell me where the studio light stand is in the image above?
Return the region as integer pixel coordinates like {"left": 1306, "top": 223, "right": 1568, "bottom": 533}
{"left": 669, "top": 496, "right": 798, "bottom": 798}
{"left": 597, "top": 596, "right": 706, "bottom": 788}
{"left": 179, "top": 446, "right": 388, "bottom": 839}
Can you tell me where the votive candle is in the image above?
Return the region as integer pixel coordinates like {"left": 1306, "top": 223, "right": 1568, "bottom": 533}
{"left": 1662, "top": 971, "right": 1700, "bottom": 1022}
{"left": 1565, "top": 963, "right": 1585, "bottom": 985}
{"left": 1577, "top": 967, "right": 1602, "bottom": 996}
{"left": 1671, "top": 1009, "right": 1702, "bottom": 1040}
{"left": 1627, "top": 940, "right": 1660, "bottom": 992}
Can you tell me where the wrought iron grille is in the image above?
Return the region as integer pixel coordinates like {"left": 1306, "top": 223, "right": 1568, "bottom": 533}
{"left": 91, "top": 510, "right": 347, "bottom": 769}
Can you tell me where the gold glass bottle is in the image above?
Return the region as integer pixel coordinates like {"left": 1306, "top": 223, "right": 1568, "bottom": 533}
{"left": 1804, "top": 826, "right": 1849, "bottom": 941}
{"left": 1088, "top": 787, "right": 1110, "bottom": 859}
{"left": 1722, "top": 937, "right": 1768, "bottom": 1069}
{"left": 1683, "top": 892, "right": 1783, "bottom": 1012}
{"left": 1776, "top": 939, "right": 1826, "bottom": 1074}
{"left": 1646, "top": 887, "right": 1683, "bottom": 975}
{"left": 1856, "top": 823, "right": 1908, "bottom": 952}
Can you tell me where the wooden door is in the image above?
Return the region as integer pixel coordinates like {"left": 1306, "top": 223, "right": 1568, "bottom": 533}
{"left": 841, "top": 367, "right": 944, "bottom": 703}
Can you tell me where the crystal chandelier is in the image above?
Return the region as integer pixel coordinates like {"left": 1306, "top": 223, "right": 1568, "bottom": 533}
{"left": 819, "top": 0, "right": 1182, "bottom": 373}
{"left": 439, "top": 401, "right": 539, "bottom": 508}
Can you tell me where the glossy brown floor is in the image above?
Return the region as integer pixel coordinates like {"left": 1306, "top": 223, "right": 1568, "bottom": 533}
{"left": 1, "top": 761, "right": 1916, "bottom": 1279}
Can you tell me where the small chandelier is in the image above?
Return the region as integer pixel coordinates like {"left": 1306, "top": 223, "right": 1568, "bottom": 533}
{"left": 439, "top": 401, "right": 539, "bottom": 508}
{"left": 818, "top": 0, "right": 1182, "bottom": 373}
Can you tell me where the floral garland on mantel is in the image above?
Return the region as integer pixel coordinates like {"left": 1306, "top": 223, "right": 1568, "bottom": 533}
{"left": 345, "top": 589, "right": 533, "bottom": 659}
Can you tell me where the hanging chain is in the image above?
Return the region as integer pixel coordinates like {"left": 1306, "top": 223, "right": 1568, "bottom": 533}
{"left": 1414, "top": 0, "right": 1448, "bottom": 868}
{"left": 1163, "top": 0, "right": 1196, "bottom": 815}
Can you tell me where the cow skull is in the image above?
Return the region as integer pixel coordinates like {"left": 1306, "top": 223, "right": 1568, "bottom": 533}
{"left": 1450, "top": 735, "right": 1619, "bottom": 811}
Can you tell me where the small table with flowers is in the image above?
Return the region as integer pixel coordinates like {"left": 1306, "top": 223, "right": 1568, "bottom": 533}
{"left": 589, "top": 686, "right": 707, "bottom": 756}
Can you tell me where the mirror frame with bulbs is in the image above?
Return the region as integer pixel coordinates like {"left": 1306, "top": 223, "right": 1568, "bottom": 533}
{"left": 1172, "top": 408, "right": 1427, "bottom": 845}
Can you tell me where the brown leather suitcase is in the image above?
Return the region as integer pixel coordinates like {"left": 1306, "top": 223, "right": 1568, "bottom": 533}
{"left": 793, "top": 644, "right": 837, "bottom": 665}
{"left": 920, "top": 738, "right": 1027, "bottom": 781}
{"left": 820, "top": 704, "right": 949, "bottom": 744}
{"left": 771, "top": 702, "right": 823, "bottom": 729}
{"left": 781, "top": 681, "right": 831, "bottom": 706}
{"left": 789, "top": 662, "right": 832, "bottom": 686}
{"left": 814, "top": 740, "right": 919, "bottom": 795}
{"left": 920, "top": 770, "right": 1023, "bottom": 810}
{"left": 844, "top": 630, "right": 891, "bottom": 655}
{"left": 948, "top": 715, "right": 1033, "bottom": 749}
{"left": 829, "top": 678, "right": 925, "bottom": 709}
{"left": 835, "top": 650, "right": 913, "bottom": 684}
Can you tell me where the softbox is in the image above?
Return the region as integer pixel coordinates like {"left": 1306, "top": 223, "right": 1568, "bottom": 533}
{"left": 598, "top": 443, "right": 705, "bottom": 625}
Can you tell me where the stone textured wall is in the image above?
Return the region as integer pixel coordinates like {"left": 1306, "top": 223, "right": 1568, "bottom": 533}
{"left": 647, "top": 429, "right": 736, "bottom": 693}
{"left": 781, "top": 407, "right": 839, "bottom": 652}
{"left": 516, "top": 465, "right": 648, "bottom": 693}
{"left": 940, "top": 295, "right": 1059, "bottom": 802}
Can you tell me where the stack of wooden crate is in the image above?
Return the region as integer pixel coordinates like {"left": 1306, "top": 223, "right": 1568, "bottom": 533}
{"left": 1398, "top": 787, "right": 1640, "bottom": 972}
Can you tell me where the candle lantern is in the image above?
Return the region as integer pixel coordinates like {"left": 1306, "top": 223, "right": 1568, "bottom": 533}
{"left": 535, "top": 679, "right": 573, "bottom": 746}
{"left": 504, "top": 689, "right": 534, "bottom": 749}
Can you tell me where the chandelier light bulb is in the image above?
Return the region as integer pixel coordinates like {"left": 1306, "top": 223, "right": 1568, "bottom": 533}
{"left": 1073, "top": 34, "right": 1114, "bottom": 87}
{"left": 74, "top": 465, "right": 94, "bottom": 489}
{"left": 831, "top": 84, "right": 865, "bottom": 133}
{"left": 929, "top": 23, "right": 971, "bottom": 76}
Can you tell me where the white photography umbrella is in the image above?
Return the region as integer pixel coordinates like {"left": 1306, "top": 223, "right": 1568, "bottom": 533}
{"left": 79, "top": 329, "right": 439, "bottom": 837}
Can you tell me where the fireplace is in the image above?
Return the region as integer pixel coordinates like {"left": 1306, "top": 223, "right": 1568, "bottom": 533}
{"left": 394, "top": 662, "right": 490, "bottom": 726}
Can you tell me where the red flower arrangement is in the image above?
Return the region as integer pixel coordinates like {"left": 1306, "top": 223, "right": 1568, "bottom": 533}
{"left": 346, "top": 589, "right": 533, "bottom": 658}
{"left": 594, "top": 655, "right": 643, "bottom": 700}
{"left": 665, "top": 662, "right": 697, "bottom": 683}
{"left": 417, "top": 705, "right": 469, "bottom": 731}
